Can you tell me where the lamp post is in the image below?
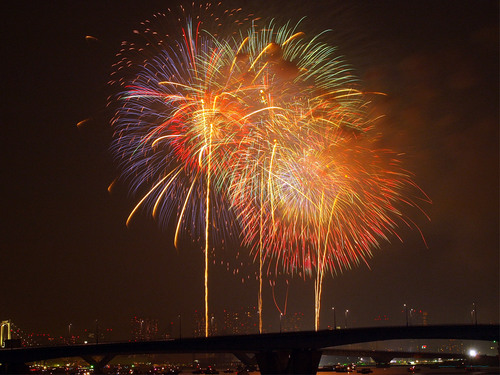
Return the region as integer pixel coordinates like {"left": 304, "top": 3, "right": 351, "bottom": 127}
{"left": 178, "top": 314, "right": 182, "bottom": 340}
{"left": 472, "top": 303, "right": 477, "bottom": 325}
{"left": 95, "top": 320, "right": 99, "bottom": 345}
{"left": 404, "top": 304, "right": 408, "bottom": 327}
{"left": 68, "top": 323, "right": 72, "bottom": 344}
{"left": 279, "top": 313, "right": 283, "bottom": 333}
{"left": 344, "top": 310, "right": 349, "bottom": 328}
{"left": 332, "top": 307, "right": 337, "bottom": 330}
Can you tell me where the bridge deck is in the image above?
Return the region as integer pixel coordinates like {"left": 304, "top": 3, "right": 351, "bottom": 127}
{"left": 0, "top": 324, "right": 497, "bottom": 364}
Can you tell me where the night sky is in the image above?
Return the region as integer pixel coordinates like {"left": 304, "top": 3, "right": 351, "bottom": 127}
{"left": 2, "top": 1, "right": 498, "bottom": 339}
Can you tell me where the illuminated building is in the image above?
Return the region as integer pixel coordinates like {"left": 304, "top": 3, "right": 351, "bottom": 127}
{"left": 410, "top": 309, "right": 429, "bottom": 326}
{"left": 282, "top": 312, "right": 305, "bottom": 332}
{"left": 193, "top": 310, "right": 218, "bottom": 337}
{"left": 222, "top": 306, "right": 258, "bottom": 335}
{"left": 130, "top": 317, "right": 159, "bottom": 341}
{"left": 373, "top": 314, "right": 390, "bottom": 325}
{"left": 165, "top": 320, "right": 174, "bottom": 339}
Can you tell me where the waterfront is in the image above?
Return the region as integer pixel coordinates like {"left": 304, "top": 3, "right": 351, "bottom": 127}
{"left": 247, "top": 367, "right": 500, "bottom": 375}
{"left": 19, "top": 366, "right": 500, "bottom": 375}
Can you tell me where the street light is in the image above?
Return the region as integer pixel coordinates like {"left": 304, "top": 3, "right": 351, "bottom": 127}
{"left": 468, "top": 348, "right": 478, "bottom": 368}
{"left": 332, "top": 307, "right": 337, "bottom": 330}
{"left": 95, "top": 320, "right": 99, "bottom": 345}
{"left": 178, "top": 314, "right": 182, "bottom": 340}
{"left": 472, "top": 303, "right": 477, "bottom": 325}
{"left": 409, "top": 308, "right": 414, "bottom": 326}
{"left": 404, "top": 304, "right": 408, "bottom": 327}
{"left": 279, "top": 313, "right": 283, "bottom": 333}
{"left": 344, "top": 310, "right": 349, "bottom": 328}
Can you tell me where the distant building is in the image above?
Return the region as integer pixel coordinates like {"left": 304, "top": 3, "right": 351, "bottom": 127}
{"left": 193, "top": 311, "right": 218, "bottom": 337}
{"left": 27, "top": 333, "right": 56, "bottom": 346}
{"left": 438, "top": 339, "right": 465, "bottom": 353}
{"left": 410, "top": 309, "right": 429, "bottom": 326}
{"left": 165, "top": 320, "right": 175, "bottom": 339}
{"left": 222, "top": 306, "right": 258, "bottom": 335}
{"left": 130, "top": 317, "right": 159, "bottom": 341}
{"left": 84, "top": 326, "right": 112, "bottom": 344}
{"left": 373, "top": 314, "right": 390, "bottom": 324}
{"left": 282, "top": 312, "right": 305, "bottom": 332}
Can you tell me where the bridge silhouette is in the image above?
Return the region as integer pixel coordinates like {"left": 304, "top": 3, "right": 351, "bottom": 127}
{"left": 0, "top": 324, "right": 498, "bottom": 374}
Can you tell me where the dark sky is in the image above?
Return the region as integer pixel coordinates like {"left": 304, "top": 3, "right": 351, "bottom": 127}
{"left": 2, "top": 1, "right": 498, "bottom": 339}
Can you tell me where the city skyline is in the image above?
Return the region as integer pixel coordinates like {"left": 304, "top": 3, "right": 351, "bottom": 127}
{"left": 2, "top": 0, "right": 498, "bottom": 339}
{"left": 5, "top": 307, "right": 492, "bottom": 344}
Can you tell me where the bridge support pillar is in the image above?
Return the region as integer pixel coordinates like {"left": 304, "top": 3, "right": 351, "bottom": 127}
{"left": 371, "top": 354, "right": 394, "bottom": 368}
{"left": 0, "top": 362, "right": 30, "bottom": 374}
{"left": 81, "top": 354, "right": 115, "bottom": 374}
{"left": 232, "top": 352, "right": 257, "bottom": 369}
{"left": 255, "top": 349, "right": 322, "bottom": 374}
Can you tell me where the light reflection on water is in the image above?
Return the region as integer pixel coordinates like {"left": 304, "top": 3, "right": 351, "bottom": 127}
{"left": 243, "top": 368, "right": 499, "bottom": 375}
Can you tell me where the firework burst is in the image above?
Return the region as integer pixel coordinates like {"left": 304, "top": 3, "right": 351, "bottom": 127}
{"left": 111, "top": 7, "right": 428, "bottom": 333}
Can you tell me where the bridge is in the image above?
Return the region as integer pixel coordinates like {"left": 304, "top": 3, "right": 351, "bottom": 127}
{"left": 0, "top": 324, "right": 498, "bottom": 374}
{"left": 0, "top": 322, "right": 11, "bottom": 349}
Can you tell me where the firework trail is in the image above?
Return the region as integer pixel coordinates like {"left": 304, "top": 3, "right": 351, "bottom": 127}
{"left": 111, "top": 6, "right": 428, "bottom": 332}
{"left": 223, "top": 20, "right": 429, "bottom": 329}
{"left": 110, "top": 4, "right": 259, "bottom": 336}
